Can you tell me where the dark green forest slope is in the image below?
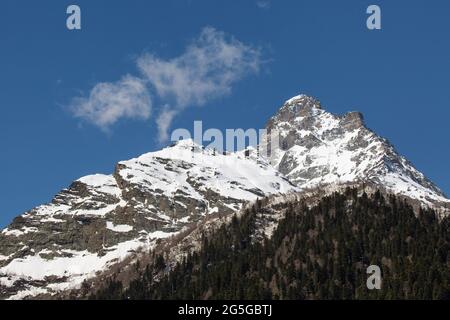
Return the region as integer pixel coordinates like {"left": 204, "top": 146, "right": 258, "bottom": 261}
{"left": 91, "top": 189, "right": 449, "bottom": 300}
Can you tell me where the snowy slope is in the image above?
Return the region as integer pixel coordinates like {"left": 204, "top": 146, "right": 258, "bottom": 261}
{"left": 118, "top": 140, "right": 294, "bottom": 202}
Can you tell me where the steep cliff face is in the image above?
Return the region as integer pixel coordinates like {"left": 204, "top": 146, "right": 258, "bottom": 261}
{"left": 0, "top": 94, "right": 448, "bottom": 299}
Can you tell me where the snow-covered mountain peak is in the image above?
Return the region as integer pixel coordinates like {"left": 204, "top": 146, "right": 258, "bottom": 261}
{"left": 265, "top": 94, "right": 449, "bottom": 208}
{"left": 283, "top": 94, "right": 321, "bottom": 108}
{"left": 274, "top": 94, "right": 323, "bottom": 123}
{"left": 269, "top": 94, "right": 365, "bottom": 134}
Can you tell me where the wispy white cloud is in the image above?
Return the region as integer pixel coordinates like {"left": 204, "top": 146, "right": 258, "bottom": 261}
{"left": 138, "top": 27, "right": 262, "bottom": 141}
{"left": 69, "top": 27, "right": 263, "bottom": 141}
{"left": 256, "top": 0, "right": 271, "bottom": 10}
{"left": 70, "top": 75, "right": 151, "bottom": 131}
{"left": 138, "top": 27, "right": 261, "bottom": 108}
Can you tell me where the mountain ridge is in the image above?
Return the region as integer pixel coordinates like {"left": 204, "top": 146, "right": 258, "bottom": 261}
{"left": 0, "top": 94, "right": 448, "bottom": 299}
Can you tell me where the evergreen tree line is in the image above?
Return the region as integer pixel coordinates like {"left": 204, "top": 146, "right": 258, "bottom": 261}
{"left": 91, "top": 188, "right": 449, "bottom": 300}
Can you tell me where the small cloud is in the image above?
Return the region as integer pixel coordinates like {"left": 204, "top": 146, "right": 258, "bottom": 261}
{"left": 69, "top": 75, "right": 152, "bottom": 131}
{"left": 256, "top": 0, "right": 271, "bottom": 10}
{"left": 138, "top": 26, "right": 262, "bottom": 141}
{"left": 68, "top": 27, "right": 263, "bottom": 141}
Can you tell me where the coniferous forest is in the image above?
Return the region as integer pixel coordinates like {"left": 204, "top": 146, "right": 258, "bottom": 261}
{"left": 91, "top": 189, "right": 449, "bottom": 300}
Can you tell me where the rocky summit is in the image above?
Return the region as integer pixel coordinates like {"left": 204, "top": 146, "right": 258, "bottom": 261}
{"left": 265, "top": 95, "right": 448, "bottom": 207}
{"left": 0, "top": 94, "right": 448, "bottom": 299}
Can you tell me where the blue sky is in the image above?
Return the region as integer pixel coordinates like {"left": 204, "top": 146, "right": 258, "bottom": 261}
{"left": 1, "top": 0, "right": 449, "bottom": 227}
